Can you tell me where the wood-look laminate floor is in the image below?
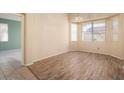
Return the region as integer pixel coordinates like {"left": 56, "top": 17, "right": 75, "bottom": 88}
{"left": 0, "top": 50, "right": 37, "bottom": 80}
{"left": 0, "top": 50, "right": 124, "bottom": 80}
{"left": 28, "top": 51, "right": 124, "bottom": 80}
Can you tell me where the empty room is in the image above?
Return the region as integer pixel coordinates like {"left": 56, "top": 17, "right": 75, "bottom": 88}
{"left": 0, "top": 13, "right": 25, "bottom": 79}
{"left": 0, "top": 13, "right": 124, "bottom": 80}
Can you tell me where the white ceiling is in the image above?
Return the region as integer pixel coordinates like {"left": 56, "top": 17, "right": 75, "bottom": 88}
{"left": 69, "top": 13, "right": 116, "bottom": 22}
{"left": 0, "top": 13, "right": 21, "bottom": 21}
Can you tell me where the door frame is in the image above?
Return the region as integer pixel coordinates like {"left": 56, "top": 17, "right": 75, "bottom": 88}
{"left": 16, "top": 13, "right": 26, "bottom": 65}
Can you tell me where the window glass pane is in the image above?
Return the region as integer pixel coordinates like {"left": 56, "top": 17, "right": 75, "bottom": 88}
{"left": 0, "top": 23, "right": 8, "bottom": 42}
{"left": 71, "top": 24, "right": 77, "bottom": 41}
{"left": 82, "top": 22, "right": 92, "bottom": 41}
{"left": 93, "top": 20, "right": 105, "bottom": 41}
{"left": 112, "top": 16, "right": 119, "bottom": 41}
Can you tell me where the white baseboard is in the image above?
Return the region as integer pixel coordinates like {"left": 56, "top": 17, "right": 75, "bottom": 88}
{"left": 73, "top": 50, "right": 124, "bottom": 60}
{"left": 108, "top": 54, "right": 124, "bottom": 60}
{"left": 25, "top": 49, "right": 124, "bottom": 66}
{"left": 27, "top": 50, "right": 70, "bottom": 66}
{"left": 25, "top": 62, "right": 34, "bottom": 66}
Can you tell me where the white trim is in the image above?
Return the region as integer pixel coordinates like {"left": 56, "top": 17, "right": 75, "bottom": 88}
{"left": 16, "top": 14, "right": 25, "bottom": 66}
{"left": 25, "top": 62, "right": 34, "bottom": 66}
{"left": 70, "top": 50, "right": 124, "bottom": 60}
{"left": 108, "top": 54, "right": 124, "bottom": 60}
{"left": 26, "top": 50, "right": 69, "bottom": 66}
{"left": 25, "top": 50, "right": 123, "bottom": 66}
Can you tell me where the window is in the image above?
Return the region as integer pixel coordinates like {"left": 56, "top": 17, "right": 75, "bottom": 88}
{"left": 0, "top": 23, "right": 8, "bottom": 42}
{"left": 71, "top": 24, "right": 77, "bottom": 41}
{"left": 93, "top": 20, "right": 106, "bottom": 41}
{"left": 82, "top": 22, "right": 92, "bottom": 41}
{"left": 82, "top": 20, "right": 106, "bottom": 41}
{"left": 112, "top": 16, "right": 119, "bottom": 41}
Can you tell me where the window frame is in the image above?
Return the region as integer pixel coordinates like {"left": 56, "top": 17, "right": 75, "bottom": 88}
{"left": 92, "top": 20, "right": 106, "bottom": 42}
{"left": 81, "top": 22, "right": 93, "bottom": 41}
{"left": 70, "top": 23, "right": 78, "bottom": 41}
{"left": 111, "top": 16, "right": 119, "bottom": 42}
{"left": 81, "top": 19, "right": 106, "bottom": 42}
{"left": 0, "top": 23, "right": 8, "bottom": 42}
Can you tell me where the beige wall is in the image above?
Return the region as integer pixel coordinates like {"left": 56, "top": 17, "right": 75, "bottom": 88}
{"left": 24, "top": 13, "right": 124, "bottom": 65}
{"left": 25, "top": 13, "right": 69, "bottom": 65}
{"left": 70, "top": 14, "right": 124, "bottom": 59}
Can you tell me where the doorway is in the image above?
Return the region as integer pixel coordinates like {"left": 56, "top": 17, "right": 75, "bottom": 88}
{"left": 0, "top": 13, "right": 25, "bottom": 79}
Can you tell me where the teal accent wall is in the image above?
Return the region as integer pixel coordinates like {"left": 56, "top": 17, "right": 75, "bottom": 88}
{"left": 0, "top": 18, "right": 21, "bottom": 51}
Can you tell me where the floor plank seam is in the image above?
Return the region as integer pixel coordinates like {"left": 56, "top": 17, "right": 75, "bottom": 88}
{"left": 27, "top": 67, "right": 40, "bottom": 80}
